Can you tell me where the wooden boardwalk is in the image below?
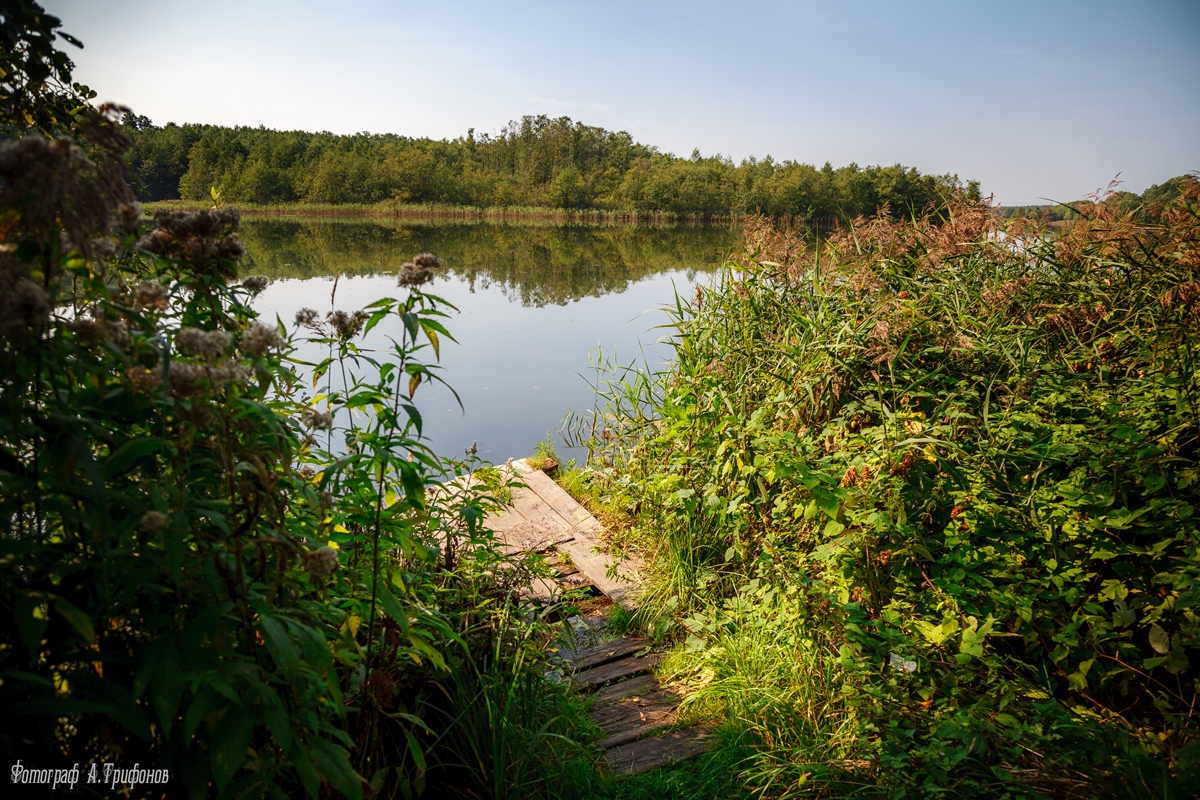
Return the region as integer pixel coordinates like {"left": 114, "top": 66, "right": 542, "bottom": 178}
{"left": 476, "top": 459, "right": 712, "bottom": 775}
{"left": 560, "top": 637, "right": 711, "bottom": 775}
{"left": 485, "top": 459, "right": 642, "bottom": 608}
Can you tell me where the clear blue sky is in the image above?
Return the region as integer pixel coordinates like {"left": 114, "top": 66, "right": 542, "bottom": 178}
{"left": 44, "top": 0, "right": 1200, "bottom": 206}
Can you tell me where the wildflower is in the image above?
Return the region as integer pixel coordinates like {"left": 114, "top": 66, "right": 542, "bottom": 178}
{"left": 210, "top": 360, "right": 252, "bottom": 387}
{"left": 168, "top": 361, "right": 206, "bottom": 398}
{"left": 330, "top": 310, "right": 368, "bottom": 339}
{"left": 70, "top": 316, "right": 130, "bottom": 348}
{"left": 136, "top": 208, "right": 245, "bottom": 279}
{"left": 300, "top": 465, "right": 316, "bottom": 479}
{"left": 176, "top": 327, "right": 231, "bottom": 360}
{"left": 321, "top": 490, "right": 334, "bottom": 508}
{"left": 167, "top": 359, "right": 249, "bottom": 398}
{"left": 295, "top": 307, "right": 320, "bottom": 327}
{"left": 126, "top": 365, "right": 163, "bottom": 393}
{"left": 116, "top": 201, "right": 143, "bottom": 232}
{"left": 397, "top": 252, "right": 441, "bottom": 288}
{"left": 241, "top": 275, "right": 269, "bottom": 294}
{"left": 135, "top": 280, "right": 169, "bottom": 310}
{"left": 138, "top": 510, "right": 170, "bottom": 534}
{"left": 241, "top": 321, "right": 285, "bottom": 356}
{"left": 5, "top": 278, "right": 49, "bottom": 337}
{"left": 304, "top": 409, "right": 334, "bottom": 429}
{"left": 302, "top": 546, "right": 339, "bottom": 578}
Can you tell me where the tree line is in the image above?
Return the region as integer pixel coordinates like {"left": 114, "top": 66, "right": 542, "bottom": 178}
{"left": 122, "top": 112, "right": 979, "bottom": 221}
{"left": 999, "top": 173, "right": 1196, "bottom": 222}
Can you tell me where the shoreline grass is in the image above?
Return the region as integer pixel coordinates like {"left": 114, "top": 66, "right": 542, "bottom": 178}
{"left": 143, "top": 199, "right": 746, "bottom": 226}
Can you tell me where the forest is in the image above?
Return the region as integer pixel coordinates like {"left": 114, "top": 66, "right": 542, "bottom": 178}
{"left": 121, "top": 113, "right": 978, "bottom": 221}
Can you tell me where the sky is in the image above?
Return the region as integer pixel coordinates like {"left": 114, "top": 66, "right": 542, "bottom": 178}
{"left": 42, "top": 0, "right": 1200, "bottom": 206}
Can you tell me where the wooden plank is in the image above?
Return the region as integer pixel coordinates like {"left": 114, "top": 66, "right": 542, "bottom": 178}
{"left": 597, "top": 707, "right": 678, "bottom": 748}
{"left": 591, "top": 686, "right": 678, "bottom": 727}
{"left": 557, "top": 538, "right": 638, "bottom": 609}
{"left": 565, "top": 638, "right": 649, "bottom": 671}
{"left": 593, "top": 693, "right": 680, "bottom": 747}
{"left": 602, "top": 725, "right": 712, "bottom": 775}
{"left": 573, "top": 653, "right": 661, "bottom": 690}
{"left": 521, "top": 470, "right": 602, "bottom": 533}
{"left": 509, "top": 486, "right": 576, "bottom": 545}
{"left": 591, "top": 673, "right": 658, "bottom": 706}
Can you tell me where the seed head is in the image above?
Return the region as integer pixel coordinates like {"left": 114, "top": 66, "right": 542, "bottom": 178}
{"left": 126, "top": 365, "right": 163, "bottom": 393}
{"left": 135, "top": 280, "right": 169, "bottom": 310}
{"left": 302, "top": 546, "right": 339, "bottom": 578}
{"left": 330, "top": 309, "right": 368, "bottom": 339}
{"left": 295, "top": 307, "right": 320, "bottom": 327}
{"left": 176, "top": 327, "right": 231, "bottom": 360}
{"left": 138, "top": 510, "right": 171, "bottom": 534}
{"left": 241, "top": 275, "right": 269, "bottom": 294}
{"left": 304, "top": 408, "right": 334, "bottom": 429}
{"left": 241, "top": 321, "right": 285, "bottom": 356}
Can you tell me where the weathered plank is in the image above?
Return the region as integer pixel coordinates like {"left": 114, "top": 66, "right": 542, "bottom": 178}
{"left": 591, "top": 673, "right": 659, "bottom": 706}
{"left": 593, "top": 692, "right": 680, "bottom": 747}
{"left": 521, "top": 470, "right": 602, "bottom": 534}
{"left": 602, "top": 725, "right": 712, "bottom": 775}
{"left": 573, "top": 653, "right": 661, "bottom": 690}
{"left": 556, "top": 538, "right": 638, "bottom": 609}
{"left": 509, "top": 486, "right": 576, "bottom": 545}
{"left": 564, "top": 638, "right": 649, "bottom": 671}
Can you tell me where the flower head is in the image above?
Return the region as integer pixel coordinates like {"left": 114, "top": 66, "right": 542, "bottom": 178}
{"left": 302, "top": 546, "right": 339, "bottom": 578}
{"left": 241, "top": 321, "right": 285, "bottom": 357}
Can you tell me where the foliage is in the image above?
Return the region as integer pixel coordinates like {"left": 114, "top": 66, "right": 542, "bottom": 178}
{"left": 0, "top": 0, "right": 95, "bottom": 136}
{"left": 571, "top": 187, "right": 1200, "bottom": 796}
{"left": 0, "top": 8, "right": 585, "bottom": 798}
{"left": 120, "top": 114, "right": 972, "bottom": 223}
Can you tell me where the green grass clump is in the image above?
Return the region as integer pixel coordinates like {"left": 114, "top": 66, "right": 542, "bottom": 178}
{"left": 573, "top": 185, "right": 1200, "bottom": 797}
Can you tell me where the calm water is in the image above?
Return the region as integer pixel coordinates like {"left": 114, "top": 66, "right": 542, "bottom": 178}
{"left": 241, "top": 219, "right": 736, "bottom": 464}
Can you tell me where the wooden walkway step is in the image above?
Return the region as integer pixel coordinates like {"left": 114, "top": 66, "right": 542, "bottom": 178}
{"left": 564, "top": 636, "right": 712, "bottom": 775}
{"left": 480, "top": 459, "right": 642, "bottom": 609}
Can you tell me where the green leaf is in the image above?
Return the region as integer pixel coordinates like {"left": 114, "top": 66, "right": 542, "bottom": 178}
{"left": 151, "top": 642, "right": 183, "bottom": 736}
{"left": 210, "top": 705, "right": 253, "bottom": 791}
{"left": 260, "top": 615, "right": 301, "bottom": 677}
{"left": 813, "top": 489, "right": 840, "bottom": 520}
{"left": 104, "top": 437, "right": 164, "bottom": 476}
{"left": 1149, "top": 623, "right": 1171, "bottom": 654}
{"left": 52, "top": 597, "right": 95, "bottom": 644}
{"left": 310, "top": 738, "right": 363, "bottom": 800}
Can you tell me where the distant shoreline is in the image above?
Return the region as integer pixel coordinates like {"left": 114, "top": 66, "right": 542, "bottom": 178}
{"left": 142, "top": 199, "right": 744, "bottom": 226}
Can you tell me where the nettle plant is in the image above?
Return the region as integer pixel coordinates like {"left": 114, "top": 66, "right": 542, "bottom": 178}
{"left": 0, "top": 103, "right": 513, "bottom": 798}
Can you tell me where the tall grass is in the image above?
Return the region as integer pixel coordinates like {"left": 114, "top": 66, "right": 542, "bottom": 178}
{"left": 570, "top": 184, "right": 1200, "bottom": 797}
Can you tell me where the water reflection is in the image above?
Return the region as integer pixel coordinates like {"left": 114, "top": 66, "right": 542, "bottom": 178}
{"left": 240, "top": 219, "right": 736, "bottom": 306}
{"left": 241, "top": 219, "right": 736, "bottom": 463}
